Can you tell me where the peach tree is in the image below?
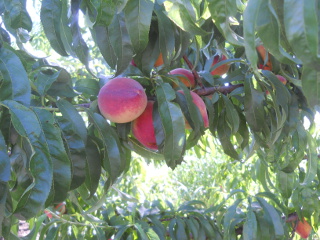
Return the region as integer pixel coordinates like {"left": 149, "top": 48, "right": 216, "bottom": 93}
{"left": 0, "top": 0, "right": 319, "bottom": 239}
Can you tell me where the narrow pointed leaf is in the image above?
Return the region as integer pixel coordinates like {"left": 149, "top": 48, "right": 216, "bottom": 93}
{"left": 124, "top": 0, "right": 155, "bottom": 53}
{"left": 32, "top": 108, "right": 71, "bottom": 203}
{"left": 108, "top": 13, "right": 133, "bottom": 75}
{"left": 4, "top": 0, "right": 32, "bottom": 31}
{"left": 155, "top": 83, "right": 186, "bottom": 169}
{"left": 86, "top": 110, "right": 124, "bottom": 184}
{"left": 40, "top": 0, "right": 68, "bottom": 56}
{"left": 0, "top": 47, "right": 31, "bottom": 106}
{"left": 1, "top": 100, "right": 52, "bottom": 219}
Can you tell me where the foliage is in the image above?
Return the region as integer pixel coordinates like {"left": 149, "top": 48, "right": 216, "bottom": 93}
{"left": 0, "top": 0, "right": 320, "bottom": 239}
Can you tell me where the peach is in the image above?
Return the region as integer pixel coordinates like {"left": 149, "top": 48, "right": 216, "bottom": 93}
{"left": 154, "top": 53, "right": 163, "bottom": 67}
{"left": 98, "top": 77, "right": 147, "bottom": 123}
{"left": 177, "top": 90, "right": 209, "bottom": 129}
{"left": 169, "top": 68, "right": 196, "bottom": 88}
{"left": 130, "top": 59, "right": 137, "bottom": 67}
{"left": 257, "top": 45, "right": 272, "bottom": 71}
{"left": 211, "top": 54, "right": 230, "bottom": 76}
{"left": 132, "top": 101, "right": 158, "bottom": 150}
{"left": 295, "top": 218, "right": 312, "bottom": 239}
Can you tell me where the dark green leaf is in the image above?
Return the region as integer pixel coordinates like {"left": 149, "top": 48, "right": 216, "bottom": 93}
{"left": 0, "top": 47, "right": 31, "bottom": 106}
{"left": 40, "top": 0, "right": 68, "bottom": 56}
{"left": 74, "top": 78, "right": 100, "bottom": 96}
{"left": 217, "top": 110, "right": 238, "bottom": 159}
{"left": 124, "top": 0, "right": 155, "bottom": 53}
{"left": 1, "top": 100, "right": 53, "bottom": 219}
{"left": 32, "top": 108, "right": 71, "bottom": 203}
{"left": 4, "top": 0, "right": 32, "bottom": 31}
{"left": 95, "top": 0, "right": 116, "bottom": 27}
{"left": 86, "top": 110, "right": 124, "bottom": 184}
{"left": 256, "top": 197, "right": 284, "bottom": 238}
{"left": 124, "top": 138, "right": 164, "bottom": 161}
{"left": 208, "top": 0, "right": 244, "bottom": 45}
{"left": 91, "top": 25, "right": 117, "bottom": 69}
{"left": 175, "top": 218, "right": 188, "bottom": 240}
{"left": 223, "top": 198, "right": 243, "bottom": 238}
{"left": 301, "top": 67, "right": 320, "bottom": 107}
{"left": 276, "top": 171, "right": 295, "bottom": 199}
{"left": 33, "top": 69, "right": 61, "bottom": 96}
{"left": 244, "top": 76, "right": 265, "bottom": 132}
{"left": 243, "top": 0, "right": 262, "bottom": 68}
{"left": 164, "top": 2, "right": 207, "bottom": 36}
{"left": 222, "top": 95, "right": 240, "bottom": 134}
{"left": 243, "top": 200, "right": 258, "bottom": 240}
{"left": 84, "top": 137, "right": 102, "bottom": 198}
{"left": 108, "top": 13, "right": 133, "bottom": 75}
{"left": 55, "top": 99, "right": 87, "bottom": 190}
{"left": 155, "top": 83, "right": 186, "bottom": 169}
{"left": 154, "top": 4, "right": 175, "bottom": 67}
{"left": 284, "top": 0, "right": 319, "bottom": 67}
{"left": 303, "top": 132, "right": 318, "bottom": 185}
{"left": 70, "top": 0, "right": 91, "bottom": 71}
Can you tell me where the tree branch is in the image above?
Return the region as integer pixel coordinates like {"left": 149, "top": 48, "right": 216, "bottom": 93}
{"left": 183, "top": 55, "right": 203, "bottom": 88}
{"left": 194, "top": 84, "right": 244, "bottom": 96}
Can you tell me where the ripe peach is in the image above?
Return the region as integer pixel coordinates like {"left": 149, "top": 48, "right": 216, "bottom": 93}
{"left": 257, "top": 45, "right": 272, "bottom": 71}
{"left": 177, "top": 90, "right": 209, "bottom": 129}
{"left": 211, "top": 54, "right": 230, "bottom": 76}
{"left": 130, "top": 59, "right": 137, "bottom": 67}
{"left": 132, "top": 101, "right": 158, "bottom": 150}
{"left": 154, "top": 53, "right": 163, "bottom": 67}
{"left": 295, "top": 218, "right": 312, "bottom": 239}
{"left": 98, "top": 77, "right": 147, "bottom": 123}
{"left": 169, "top": 68, "right": 196, "bottom": 88}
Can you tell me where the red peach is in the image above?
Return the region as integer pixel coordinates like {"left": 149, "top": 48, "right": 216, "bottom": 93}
{"left": 266, "top": 75, "right": 287, "bottom": 95}
{"left": 154, "top": 53, "right": 164, "bottom": 67}
{"left": 98, "top": 77, "right": 147, "bottom": 123}
{"left": 132, "top": 101, "right": 158, "bottom": 150}
{"left": 177, "top": 90, "right": 209, "bottom": 129}
{"left": 211, "top": 54, "right": 230, "bottom": 76}
{"left": 257, "top": 45, "right": 272, "bottom": 71}
{"left": 169, "top": 68, "right": 196, "bottom": 88}
{"left": 295, "top": 218, "right": 312, "bottom": 239}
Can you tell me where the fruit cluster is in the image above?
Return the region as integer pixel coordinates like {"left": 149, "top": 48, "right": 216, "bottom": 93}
{"left": 98, "top": 55, "right": 230, "bottom": 150}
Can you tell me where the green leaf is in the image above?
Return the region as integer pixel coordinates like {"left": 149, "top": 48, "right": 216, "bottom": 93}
{"left": 284, "top": 0, "right": 319, "bottom": 67}
{"left": 244, "top": 76, "right": 265, "bottom": 132}
{"left": 0, "top": 46, "right": 31, "bottom": 106}
{"left": 208, "top": 0, "right": 244, "bottom": 45}
{"left": 32, "top": 108, "right": 71, "bottom": 203}
{"left": 217, "top": 110, "right": 238, "bottom": 159}
{"left": 154, "top": 4, "right": 175, "bottom": 67}
{"left": 243, "top": 200, "right": 258, "bottom": 240}
{"left": 301, "top": 66, "right": 320, "bottom": 107}
{"left": 155, "top": 83, "right": 186, "bottom": 169}
{"left": 302, "top": 132, "right": 318, "bottom": 185}
{"left": 91, "top": 25, "right": 117, "bottom": 69}
{"left": 223, "top": 198, "right": 243, "bottom": 238}
{"left": 33, "top": 69, "right": 61, "bottom": 96}
{"left": 86, "top": 110, "right": 124, "bottom": 184}
{"left": 55, "top": 101, "right": 87, "bottom": 190}
{"left": 164, "top": 2, "right": 207, "bottom": 36}
{"left": 94, "top": 0, "right": 116, "bottom": 27}
{"left": 124, "top": 0, "right": 155, "bottom": 53}
{"left": 243, "top": 0, "right": 262, "bottom": 68}
{"left": 60, "top": 0, "right": 74, "bottom": 56}
{"left": 222, "top": 95, "right": 240, "bottom": 134}
{"left": 40, "top": 0, "right": 68, "bottom": 56}
{"left": 84, "top": 137, "right": 102, "bottom": 198}
{"left": 276, "top": 171, "right": 295, "bottom": 199}
{"left": 4, "top": 0, "right": 32, "bottom": 31}
{"left": 1, "top": 100, "right": 53, "bottom": 219}
{"left": 74, "top": 78, "right": 100, "bottom": 96}
{"left": 124, "top": 138, "right": 164, "bottom": 161}
{"left": 256, "top": 1, "right": 298, "bottom": 65}
{"left": 108, "top": 13, "right": 133, "bottom": 75}
{"left": 70, "top": 0, "right": 91, "bottom": 72}
{"left": 256, "top": 197, "right": 284, "bottom": 238}
{"left": 175, "top": 218, "right": 188, "bottom": 240}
